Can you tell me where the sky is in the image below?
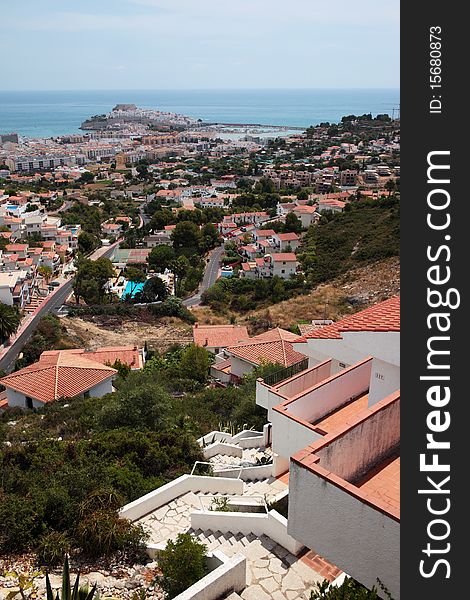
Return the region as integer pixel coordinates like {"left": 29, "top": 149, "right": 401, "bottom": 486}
{"left": 1, "top": 0, "right": 399, "bottom": 91}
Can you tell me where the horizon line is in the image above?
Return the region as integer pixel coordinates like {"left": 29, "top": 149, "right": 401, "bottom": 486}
{"left": 0, "top": 87, "right": 400, "bottom": 93}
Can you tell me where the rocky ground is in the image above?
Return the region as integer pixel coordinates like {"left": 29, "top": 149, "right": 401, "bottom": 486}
{"left": 61, "top": 315, "right": 193, "bottom": 353}
{"left": 0, "top": 555, "right": 164, "bottom": 599}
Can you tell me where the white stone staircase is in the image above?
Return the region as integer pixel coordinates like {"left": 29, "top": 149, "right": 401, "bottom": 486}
{"left": 188, "top": 528, "right": 321, "bottom": 600}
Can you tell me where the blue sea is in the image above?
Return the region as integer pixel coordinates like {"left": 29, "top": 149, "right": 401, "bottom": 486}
{"left": 0, "top": 89, "right": 399, "bottom": 139}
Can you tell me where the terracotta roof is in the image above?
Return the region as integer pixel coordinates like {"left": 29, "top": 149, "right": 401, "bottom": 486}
{"left": 276, "top": 232, "right": 300, "bottom": 241}
{"left": 255, "top": 229, "right": 276, "bottom": 237}
{"left": 41, "top": 346, "right": 144, "bottom": 369}
{"left": 294, "top": 205, "right": 317, "bottom": 214}
{"left": 193, "top": 325, "right": 249, "bottom": 349}
{"left": 270, "top": 253, "right": 297, "bottom": 262}
{"left": 0, "top": 352, "right": 117, "bottom": 404}
{"left": 227, "top": 328, "right": 305, "bottom": 367}
{"left": 299, "top": 296, "right": 400, "bottom": 341}
{"left": 5, "top": 244, "right": 28, "bottom": 252}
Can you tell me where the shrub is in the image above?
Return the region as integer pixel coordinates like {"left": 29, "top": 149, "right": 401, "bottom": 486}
{"left": 157, "top": 533, "right": 208, "bottom": 599}
{"left": 76, "top": 509, "right": 147, "bottom": 560}
{"left": 36, "top": 530, "right": 70, "bottom": 567}
{"left": 310, "top": 577, "right": 394, "bottom": 599}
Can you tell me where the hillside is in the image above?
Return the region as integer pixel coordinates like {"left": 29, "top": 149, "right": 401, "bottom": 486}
{"left": 300, "top": 194, "right": 399, "bottom": 286}
{"left": 194, "top": 256, "right": 400, "bottom": 332}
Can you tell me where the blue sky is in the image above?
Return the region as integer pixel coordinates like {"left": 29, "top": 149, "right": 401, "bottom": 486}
{"left": 2, "top": 0, "right": 399, "bottom": 90}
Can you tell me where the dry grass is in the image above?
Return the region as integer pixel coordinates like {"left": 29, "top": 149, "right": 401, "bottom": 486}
{"left": 190, "top": 257, "right": 400, "bottom": 331}
{"left": 61, "top": 315, "right": 193, "bottom": 352}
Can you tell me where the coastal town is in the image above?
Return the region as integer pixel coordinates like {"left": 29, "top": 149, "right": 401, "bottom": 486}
{"left": 0, "top": 104, "right": 400, "bottom": 600}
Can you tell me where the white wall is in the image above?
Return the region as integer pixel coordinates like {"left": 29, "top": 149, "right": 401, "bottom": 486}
{"left": 230, "top": 355, "right": 255, "bottom": 378}
{"left": 172, "top": 553, "right": 246, "bottom": 600}
{"left": 5, "top": 377, "right": 113, "bottom": 409}
{"left": 0, "top": 287, "right": 14, "bottom": 305}
{"left": 288, "top": 462, "right": 400, "bottom": 599}
{"left": 368, "top": 359, "right": 400, "bottom": 407}
{"left": 120, "top": 475, "right": 244, "bottom": 521}
{"left": 271, "top": 412, "right": 322, "bottom": 465}
{"left": 269, "top": 360, "right": 371, "bottom": 465}
{"left": 191, "top": 510, "right": 304, "bottom": 556}
{"left": 6, "top": 388, "right": 44, "bottom": 409}
{"left": 294, "top": 332, "right": 400, "bottom": 371}
{"left": 274, "top": 360, "right": 332, "bottom": 399}
{"left": 286, "top": 359, "right": 371, "bottom": 423}
{"left": 89, "top": 378, "right": 114, "bottom": 397}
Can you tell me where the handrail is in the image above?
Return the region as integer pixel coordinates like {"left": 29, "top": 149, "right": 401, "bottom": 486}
{"left": 263, "top": 357, "right": 309, "bottom": 387}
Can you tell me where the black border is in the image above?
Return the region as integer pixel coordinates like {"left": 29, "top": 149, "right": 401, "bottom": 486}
{"left": 401, "top": 3, "right": 467, "bottom": 598}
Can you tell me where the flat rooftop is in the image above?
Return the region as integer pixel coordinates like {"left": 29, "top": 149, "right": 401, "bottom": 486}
{"left": 312, "top": 393, "right": 369, "bottom": 434}
{"left": 355, "top": 453, "right": 400, "bottom": 512}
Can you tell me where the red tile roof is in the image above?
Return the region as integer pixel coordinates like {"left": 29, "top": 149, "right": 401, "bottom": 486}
{"left": 0, "top": 352, "right": 117, "bottom": 404}
{"left": 227, "top": 328, "right": 305, "bottom": 367}
{"left": 276, "top": 232, "right": 300, "bottom": 241}
{"left": 299, "top": 296, "right": 400, "bottom": 341}
{"left": 255, "top": 229, "right": 276, "bottom": 237}
{"left": 270, "top": 253, "right": 297, "bottom": 262}
{"left": 193, "top": 325, "right": 249, "bottom": 349}
{"left": 41, "top": 346, "right": 144, "bottom": 369}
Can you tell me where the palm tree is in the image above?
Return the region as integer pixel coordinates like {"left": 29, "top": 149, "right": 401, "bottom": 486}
{"left": 38, "top": 265, "right": 53, "bottom": 283}
{"left": 0, "top": 303, "right": 21, "bottom": 341}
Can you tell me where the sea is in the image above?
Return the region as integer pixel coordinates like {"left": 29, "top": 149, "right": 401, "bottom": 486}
{"left": 0, "top": 89, "right": 399, "bottom": 139}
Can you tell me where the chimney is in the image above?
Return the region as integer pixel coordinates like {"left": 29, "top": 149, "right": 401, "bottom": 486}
{"left": 194, "top": 323, "right": 199, "bottom": 328}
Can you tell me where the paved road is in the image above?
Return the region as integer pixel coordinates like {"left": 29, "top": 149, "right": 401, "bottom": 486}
{"left": 183, "top": 245, "right": 224, "bottom": 307}
{"left": 0, "top": 242, "right": 118, "bottom": 373}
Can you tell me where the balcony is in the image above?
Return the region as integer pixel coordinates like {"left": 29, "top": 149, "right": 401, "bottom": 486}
{"left": 256, "top": 358, "right": 331, "bottom": 414}
{"left": 267, "top": 357, "right": 373, "bottom": 474}
{"left": 288, "top": 391, "right": 400, "bottom": 599}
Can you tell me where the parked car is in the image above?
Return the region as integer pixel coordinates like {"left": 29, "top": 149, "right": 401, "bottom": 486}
{"left": 50, "top": 280, "right": 61, "bottom": 287}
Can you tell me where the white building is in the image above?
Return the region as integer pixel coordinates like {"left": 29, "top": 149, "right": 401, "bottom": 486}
{"left": 0, "top": 350, "right": 119, "bottom": 410}
{"left": 255, "top": 296, "right": 401, "bottom": 598}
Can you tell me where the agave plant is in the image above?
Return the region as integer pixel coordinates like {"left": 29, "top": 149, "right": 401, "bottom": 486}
{"left": 45, "top": 556, "right": 97, "bottom": 600}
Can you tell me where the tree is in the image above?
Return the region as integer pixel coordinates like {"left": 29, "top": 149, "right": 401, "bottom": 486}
{"left": 148, "top": 245, "right": 175, "bottom": 272}
{"left": 284, "top": 212, "right": 303, "bottom": 234}
{"left": 385, "top": 179, "right": 396, "bottom": 195}
{"left": 78, "top": 231, "right": 99, "bottom": 255}
{"left": 37, "top": 265, "right": 53, "bottom": 283}
{"left": 73, "top": 258, "right": 114, "bottom": 304}
{"left": 200, "top": 223, "right": 220, "bottom": 252}
{"left": 179, "top": 344, "right": 211, "bottom": 383}
{"left": 169, "top": 255, "right": 190, "bottom": 296}
{"left": 98, "top": 380, "right": 173, "bottom": 431}
{"left": 135, "top": 276, "right": 169, "bottom": 303}
{"left": 157, "top": 533, "right": 208, "bottom": 599}
{"left": 123, "top": 267, "right": 146, "bottom": 300}
{"left": 0, "top": 303, "right": 21, "bottom": 340}
{"left": 171, "top": 221, "right": 202, "bottom": 252}
{"left": 78, "top": 171, "right": 94, "bottom": 184}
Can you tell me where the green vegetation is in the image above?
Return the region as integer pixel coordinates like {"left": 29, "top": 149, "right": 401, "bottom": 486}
{"left": 15, "top": 314, "right": 70, "bottom": 369}
{"left": 77, "top": 231, "right": 100, "bottom": 255}
{"left": 201, "top": 275, "right": 305, "bottom": 313}
{"left": 0, "top": 303, "right": 21, "bottom": 342}
{"left": 0, "top": 346, "right": 273, "bottom": 561}
{"left": 157, "top": 533, "right": 208, "bottom": 599}
{"left": 310, "top": 577, "right": 393, "bottom": 600}
{"left": 73, "top": 258, "right": 115, "bottom": 304}
{"left": 299, "top": 195, "right": 399, "bottom": 286}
